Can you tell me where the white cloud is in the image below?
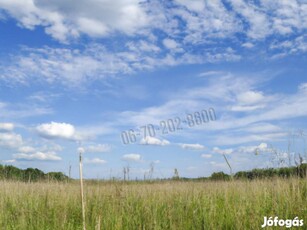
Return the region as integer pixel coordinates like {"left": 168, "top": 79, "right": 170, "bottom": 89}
{"left": 127, "top": 40, "right": 160, "bottom": 53}
{"left": 231, "top": 105, "right": 265, "bottom": 112}
{"left": 116, "top": 73, "right": 307, "bottom": 150}
{"left": 212, "top": 147, "right": 233, "bottom": 155}
{"left": 201, "top": 154, "right": 212, "bottom": 158}
{"left": 1, "top": 46, "right": 126, "bottom": 85}
{"left": 122, "top": 153, "right": 142, "bottom": 162}
{"left": 173, "top": 0, "right": 241, "bottom": 42}
{"left": 198, "top": 71, "right": 225, "bottom": 77}
{"left": 0, "top": 132, "right": 23, "bottom": 148}
{"left": 236, "top": 91, "right": 264, "bottom": 105}
{"left": 84, "top": 158, "right": 107, "bottom": 164}
{"left": 0, "top": 0, "right": 149, "bottom": 42}
{"left": 40, "top": 144, "right": 63, "bottom": 152}
{"left": 238, "top": 142, "right": 269, "bottom": 154}
{"left": 116, "top": 74, "right": 253, "bottom": 131}
{"left": 0, "top": 0, "right": 304, "bottom": 73}
{"left": 270, "top": 36, "right": 307, "bottom": 58}
{"left": 180, "top": 143, "right": 205, "bottom": 150}
{"left": 0, "top": 123, "right": 14, "bottom": 132}
{"left": 229, "top": 0, "right": 270, "bottom": 39}
{"left": 174, "top": 0, "right": 205, "bottom": 12}
{"left": 36, "top": 122, "right": 76, "bottom": 140}
{"left": 162, "top": 38, "right": 178, "bottom": 49}
{"left": 261, "top": 1, "right": 307, "bottom": 35}
{"left": 242, "top": 42, "right": 254, "bottom": 48}
{"left": 13, "top": 151, "right": 61, "bottom": 161}
{"left": 1, "top": 0, "right": 305, "bottom": 45}
{"left": 1, "top": 45, "right": 241, "bottom": 86}
{"left": 140, "top": 136, "right": 170, "bottom": 146}
{"left": 18, "top": 146, "right": 36, "bottom": 153}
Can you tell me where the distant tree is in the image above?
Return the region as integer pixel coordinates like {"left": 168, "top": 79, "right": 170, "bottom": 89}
{"left": 24, "top": 168, "right": 45, "bottom": 182}
{"left": 0, "top": 164, "right": 68, "bottom": 182}
{"left": 210, "top": 171, "right": 230, "bottom": 181}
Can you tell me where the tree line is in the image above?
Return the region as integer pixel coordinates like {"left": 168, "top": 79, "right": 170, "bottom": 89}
{"left": 209, "top": 163, "right": 307, "bottom": 181}
{"left": 1, "top": 163, "right": 306, "bottom": 182}
{"left": 0, "top": 164, "right": 68, "bottom": 182}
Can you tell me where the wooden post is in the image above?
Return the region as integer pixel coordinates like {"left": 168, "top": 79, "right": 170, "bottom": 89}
{"left": 79, "top": 150, "right": 86, "bottom": 230}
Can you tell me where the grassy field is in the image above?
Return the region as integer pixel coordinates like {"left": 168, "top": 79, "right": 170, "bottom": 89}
{"left": 0, "top": 178, "right": 306, "bottom": 229}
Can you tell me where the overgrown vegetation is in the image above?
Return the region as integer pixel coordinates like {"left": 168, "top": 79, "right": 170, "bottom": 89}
{"left": 0, "top": 163, "right": 306, "bottom": 229}
{"left": 0, "top": 178, "right": 306, "bottom": 229}
{"left": 0, "top": 164, "right": 68, "bottom": 182}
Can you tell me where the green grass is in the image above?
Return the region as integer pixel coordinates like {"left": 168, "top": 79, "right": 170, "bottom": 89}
{"left": 0, "top": 178, "right": 306, "bottom": 229}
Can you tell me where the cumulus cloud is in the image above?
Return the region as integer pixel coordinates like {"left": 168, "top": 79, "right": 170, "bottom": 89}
{"left": 231, "top": 91, "right": 268, "bottom": 111}
{"left": 18, "top": 146, "right": 36, "bottom": 153}
{"left": 0, "top": 132, "right": 23, "bottom": 148}
{"left": 242, "top": 42, "right": 254, "bottom": 48}
{"left": 36, "top": 122, "right": 76, "bottom": 140}
{"left": 0, "top": 0, "right": 149, "bottom": 42}
{"left": 1, "top": 0, "right": 305, "bottom": 44}
{"left": 173, "top": 0, "right": 241, "bottom": 42}
{"left": 122, "top": 153, "right": 142, "bottom": 162}
{"left": 162, "top": 38, "right": 183, "bottom": 52}
{"left": 0, "top": 123, "right": 14, "bottom": 132}
{"left": 236, "top": 91, "right": 264, "bottom": 105}
{"left": 238, "top": 143, "right": 269, "bottom": 154}
{"left": 212, "top": 147, "right": 233, "bottom": 155}
{"left": 13, "top": 151, "right": 61, "bottom": 161}
{"left": 162, "top": 38, "right": 177, "bottom": 49}
{"left": 180, "top": 143, "right": 205, "bottom": 150}
{"left": 140, "top": 136, "right": 170, "bottom": 146}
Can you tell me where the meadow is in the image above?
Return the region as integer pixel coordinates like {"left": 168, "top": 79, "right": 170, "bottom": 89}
{"left": 0, "top": 178, "right": 306, "bottom": 230}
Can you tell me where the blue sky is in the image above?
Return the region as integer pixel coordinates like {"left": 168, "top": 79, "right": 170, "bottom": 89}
{"left": 0, "top": 0, "right": 306, "bottom": 179}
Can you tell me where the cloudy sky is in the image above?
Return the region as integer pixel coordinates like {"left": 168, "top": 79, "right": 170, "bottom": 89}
{"left": 0, "top": 0, "right": 306, "bottom": 179}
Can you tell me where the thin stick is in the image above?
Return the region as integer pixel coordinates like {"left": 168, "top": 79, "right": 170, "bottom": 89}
{"left": 223, "top": 154, "right": 233, "bottom": 178}
{"left": 79, "top": 151, "right": 86, "bottom": 230}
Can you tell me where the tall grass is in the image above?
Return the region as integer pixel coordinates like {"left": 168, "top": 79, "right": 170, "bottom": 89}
{"left": 0, "top": 178, "right": 306, "bottom": 229}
